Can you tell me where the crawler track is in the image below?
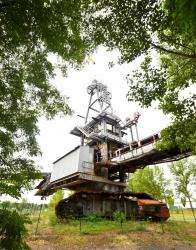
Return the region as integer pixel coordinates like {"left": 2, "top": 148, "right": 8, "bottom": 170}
{"left": 55, "top": 191, "right": 170, "bottom": 221}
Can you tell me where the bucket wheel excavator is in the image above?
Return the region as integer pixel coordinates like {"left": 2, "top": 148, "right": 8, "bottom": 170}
{"left": 36, "top": 80, "right": 191, "bottom": 221}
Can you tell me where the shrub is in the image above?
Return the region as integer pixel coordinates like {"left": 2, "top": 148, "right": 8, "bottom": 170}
{"left": 0, "top": 208, "right": 31, "bottom": 250}
{"left": 113, "top": 211, "right": 126, "bottom": 223}
{"left": 47, "top": 190, "right": 64, "bottom": 226}
{"left": 86, "top": 213, "right": 102, "bottom": 222}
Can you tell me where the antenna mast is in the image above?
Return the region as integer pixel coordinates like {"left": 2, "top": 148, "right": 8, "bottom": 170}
{"left": 85, "top": 80, "right": 113, "bottom": 124}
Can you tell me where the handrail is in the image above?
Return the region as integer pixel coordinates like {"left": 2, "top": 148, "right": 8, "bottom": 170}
{"left": 115, "top": 135, "right": 160, "bottom": 159}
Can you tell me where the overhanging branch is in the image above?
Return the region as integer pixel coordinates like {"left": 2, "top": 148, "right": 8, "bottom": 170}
{"left": 151, "top": 42, "right": 196, "bottom": 59}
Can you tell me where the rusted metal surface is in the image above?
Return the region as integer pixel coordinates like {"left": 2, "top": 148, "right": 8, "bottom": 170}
{"left": 160, "top": 205, "right": 170, "bottom": 219}
{"left": 55, "top": 191, "right": 170, "bottom": 221}
{"left": 137, "top": 199, "right": 165, "bottom": 205}
{"left": 67, "top": 190, "right": 154, "bottom": 199}
{"left": 137, "top": 199, "right": 170, "bottom": 221}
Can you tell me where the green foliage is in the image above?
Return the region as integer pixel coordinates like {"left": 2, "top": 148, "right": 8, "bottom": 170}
{"left": 0, "top": 200, "right": 41, "bottom": 215}
{"left": 0, "top": 0, "right": 93, "bottom": 199}
{"left": 78, "top": 0, "right": 196, "bottom": 153}
{"left": 0, "top": 208, "right": 31, "bottom": 250}
{"left": 169, "top": 158, "right": 196, "bottom": 202}
{"left": 47, "top": 190, "right": 64, "bottom": 225}
{"left": 85, "top": 213, "right": 102, "bottom": 223}
{"left": 163, "top": 0, "right": 196, "bottom": 38}
{"left": 129, "top": 165, "right": 173, "bottom": 203}
{"left": 0, "top": 158, "right": 41, "bottom": 199}
{"left": 126, "top": 2, "right": 196, "bottom": 153}
{"left": 113, "top": 211, "right": 126, "bottom": 223}
{"left": 84, "top": 0, "right": 163, "bottom": 62}
{"left": 48, "top": 190, "right": 64, "bottom": 210}
{"left": 169, "top": 157, "right": 196, "bottom": 221}
{"left": 0, "top": 1, "right": 93, "bottom": 243}
{"left": 1, "top": 1, "right": 195, "bottom": 246}
{"left": 156, "top": 118, "right": 196, "bottom": 154}
{"left": 128, "top": 52, "right": 196, "bottom": 153}
{"left": 1, "top": 201, "right": 11, "bottom": 209}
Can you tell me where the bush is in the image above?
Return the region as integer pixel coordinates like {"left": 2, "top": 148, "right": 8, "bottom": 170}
{"left": 47, "top": 190, "right": 64, "bottom": 226}
{"left": 0, "top": 208, "right": 31, "bottom": 250}
{"left": 86, "top": 213, "right": 102, "bottom": 222}
{"left": 113, "top": 211, "right": 126, "bottom": 223}
{"left": 48, "top": 211, "right": 62, "bottom": 226}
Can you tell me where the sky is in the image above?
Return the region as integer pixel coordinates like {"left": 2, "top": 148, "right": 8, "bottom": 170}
{"left": 2, "top": 47, "right": 173, "bottom": 204}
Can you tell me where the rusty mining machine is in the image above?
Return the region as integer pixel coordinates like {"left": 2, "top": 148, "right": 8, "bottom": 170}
{"left": 36, "top": 80, "right": 191, "bottom": 221}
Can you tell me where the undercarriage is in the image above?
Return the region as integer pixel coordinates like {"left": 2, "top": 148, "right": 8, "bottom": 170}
{"left": 55, "top": 191, "right": 170, "bottom": 221}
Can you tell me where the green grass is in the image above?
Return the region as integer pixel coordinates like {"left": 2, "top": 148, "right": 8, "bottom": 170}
{"left": 28, "top": 209, "right": 148, "bottom": 235}
{"left": 28, "top": 208, "right": 195, "bottom": 236}
{"left": 28, "top": 212, "right": 149, "bottom": 249}
{"left": 170, "top": 208, "right": 196, "bottom": 221}
{"left": 27, "top": 209, "right": 196, "bottom": 250}
{"left": 164, "top": 221, "right": 196, "bottom": 242}
{"left": 44, "top": 217, "right": 147, "bottom": 235}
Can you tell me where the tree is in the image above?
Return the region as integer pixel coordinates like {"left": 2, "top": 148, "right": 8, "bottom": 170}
{"left": 81, "top": 0, "right": 196, "bottom": 153}
{"left": 169, "top": 157, "right": 196, "bottom": 221}
{"left": 0, "top": 0, "right": 94, "bottom": 199}
{"left": 0, "top": 1, "right": 90, "bottom": 247}
{"left": 128, "top": 165, "right": 173, "bottom": 204}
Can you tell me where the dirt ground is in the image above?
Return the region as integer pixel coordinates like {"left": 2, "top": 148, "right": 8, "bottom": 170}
{"left": 28, "top": 227, "right": 196, "bottom": 250}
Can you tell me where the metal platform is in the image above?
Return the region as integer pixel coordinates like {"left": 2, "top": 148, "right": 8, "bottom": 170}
{"left": 109, "top": 134, "right": 191, "bottom": 172}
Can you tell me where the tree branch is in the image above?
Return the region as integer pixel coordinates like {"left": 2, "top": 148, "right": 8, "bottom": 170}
{"left": 151, "top": 42, "right": 196, "bottom": 59}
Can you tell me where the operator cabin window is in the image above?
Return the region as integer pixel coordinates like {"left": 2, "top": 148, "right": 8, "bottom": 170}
{"left": 94, "top": 123, "right": 101, "bottom": 133}
{"left": 98, "top": 123, "right": 102, "bottom": 132}
{"left": 115, "top": 127, "right": 120, "bottom": 136}
{"left": 107, "top": 123, "right": 120, "bottom": 136}
{"left": 107, "top": 123, "right": 113, "bottom": 133}
{"left": 94, "top": 124, "right": 98, "bottom": 133}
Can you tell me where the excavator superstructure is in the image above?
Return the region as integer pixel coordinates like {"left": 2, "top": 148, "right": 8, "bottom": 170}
{"left": 36, "top": 80, "right": 191, "bottom": 221}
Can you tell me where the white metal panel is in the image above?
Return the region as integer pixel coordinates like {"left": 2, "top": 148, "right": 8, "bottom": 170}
{"left": 50, "top": 146, "right": 94, "bottom": 183}
{"left": 79, "top": 146, "right": 94, "bottom": 174}
{"left": 50, "top": 147, "right": 80, "bottom": 182}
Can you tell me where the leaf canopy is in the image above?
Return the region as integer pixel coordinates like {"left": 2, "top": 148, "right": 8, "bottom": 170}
{"left": 128, "top": 166, "right": 173, "bottom": 203}
{"left": 82, "top": 0, "right": 196, "bottom": 153}
{"left": 0, "top": 0, "right": 92, "bottom": 198}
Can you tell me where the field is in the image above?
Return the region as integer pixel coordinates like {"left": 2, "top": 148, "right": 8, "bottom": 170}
{"left": 170, "top": 208, "right": 196, "bottom": 222}
{"left": 27, "top": 209, "right": 196, "bottom": 250}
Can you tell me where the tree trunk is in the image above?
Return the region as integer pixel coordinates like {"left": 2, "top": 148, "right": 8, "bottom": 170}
{"left": 188, "top": 196, "right": 196, "bottom": 222}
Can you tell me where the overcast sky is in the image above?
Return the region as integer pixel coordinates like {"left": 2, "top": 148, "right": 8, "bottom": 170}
{"left": 3, "top": 47, "right": 173, "bottom": 204}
